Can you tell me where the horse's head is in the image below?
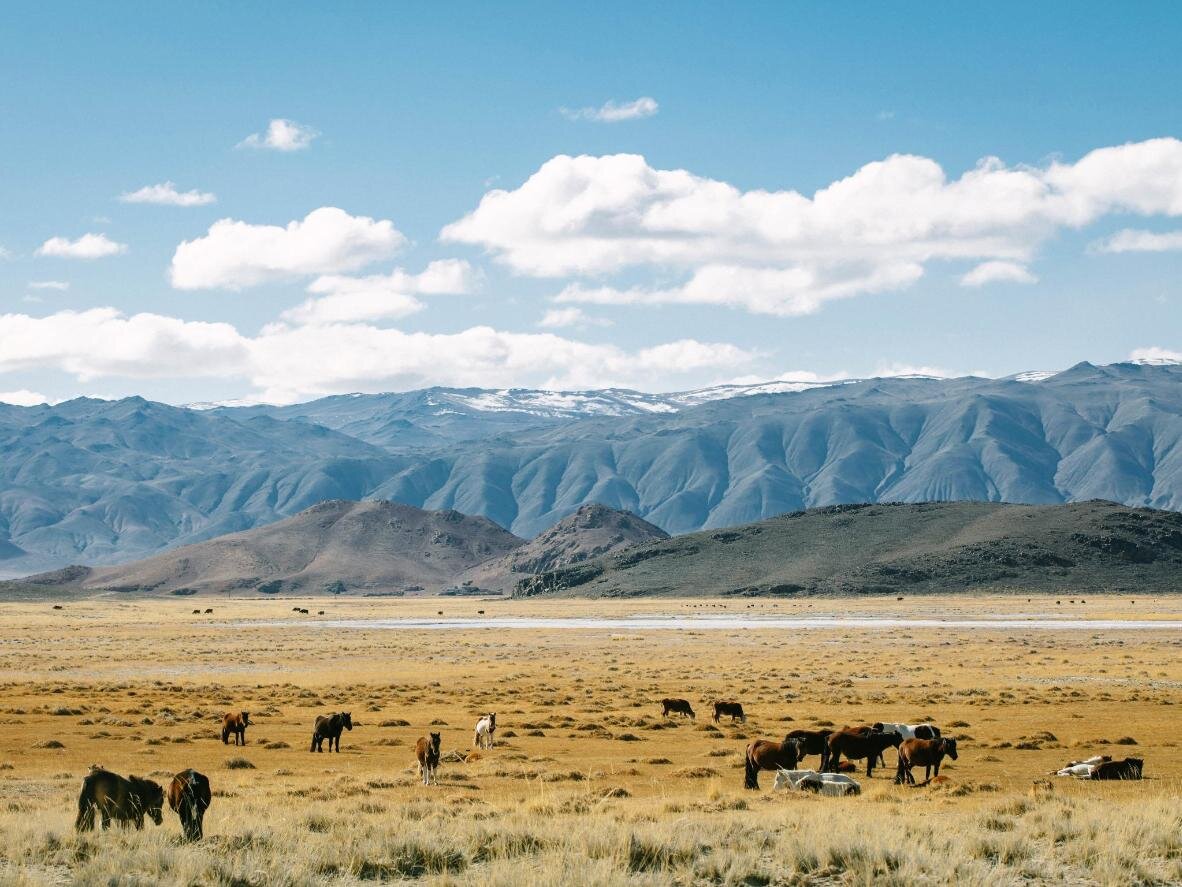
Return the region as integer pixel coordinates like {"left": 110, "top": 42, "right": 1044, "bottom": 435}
{"left": 871, "top": 722, "right": 885, "bottom": 732}
{"left": 489, "top": 713, "right": 496, "bottom": 730}
{"left": 133, "top": 777, "right": 165, "bottom": 825}
{"left": 430, "top": 732, "right": 441, "bottom": 753}
{"left": 241, "top": 712, "right": 251, "bottom": 726}
{"left": 342, "top": 712, "right": 353, "bottom": 731}
{"left": 942, "top": 738, "right": 958, "bottom": 760}
{"left": 886, "top": 731, "right": 904, "bottom": 748}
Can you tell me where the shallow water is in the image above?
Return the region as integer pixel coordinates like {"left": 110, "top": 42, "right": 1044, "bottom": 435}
{"left": 243, "top": 615, "right": 1182, "bottom": 632}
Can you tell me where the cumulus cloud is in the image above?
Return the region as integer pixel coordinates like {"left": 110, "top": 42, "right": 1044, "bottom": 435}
{"left": 560, "top": 96, "right": 659, "bottom": 123}
{"left": 36, "top": 233, "right": 127, "bottom": 260}
{"left": 1094, "top": 228, "right": 1182, "bottom": 253}
{"left": 281, "top": 259, "right": 480, "bottom": 325}
{"left": 119, "top": 181, "right": 216, "bottom": 207}
{"left": 1129, "top": 346, "right": 1182, "bottom": 364}
{"left": 443, "top": 138, "right": 1182, "bottom": 315}
{"left": 237, "top": 118, "right": 319, "bottom": 151}
{"left": 537, "top": 307, "right": 612, "bottom": 328}
{"left": 960, "top": 260, "right": 1037, "bottom": 287}
{"left": 0, "top": 389, "right": 51, "bottom": 406}
{"left": 170, "top": 207, "right": 406, "bottom": 289}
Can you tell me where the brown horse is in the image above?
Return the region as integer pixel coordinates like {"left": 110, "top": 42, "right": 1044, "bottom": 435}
{"left": 661, "top": 698, "right": 695, "bottom": 720}
{"left": 415, "top": 733, "right": 442, "bottom": 786}
{"left": 167, "top": 769, "right": 211, "bottom": 841}
{"left": 786, "top": 729, "right": 833, "bottom": 771}
{"left": 744, "top": 735, "right": 803, "bottom": 789}
{"left": 76, "top": 768, "right": 164, "bottom": 831}
{"left": 895, "top": 737, "right": 958, "bottom": 785}
{"left": 222, "top": 711, "right": 251, "bottom": 746}
{"left": 827, "top": 729, "right": 902, "bottom": 777}
{"left": 1092, "top": 757, "right": 1142, "bottom": 780}
{"left": 712, "top": 701, "right": 746, "bottom": 723}
{"left": 311, "top": 712, "right": 352, "bottom": 752}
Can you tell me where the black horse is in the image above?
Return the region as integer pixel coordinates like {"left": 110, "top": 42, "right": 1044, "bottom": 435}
{"left": 311, "top": 712, "right": 353, "bottom": 752}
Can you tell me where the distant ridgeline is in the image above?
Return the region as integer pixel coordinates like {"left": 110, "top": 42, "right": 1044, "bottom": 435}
{"left": 0, "top": 360, "right": 1180, "bottom": 579}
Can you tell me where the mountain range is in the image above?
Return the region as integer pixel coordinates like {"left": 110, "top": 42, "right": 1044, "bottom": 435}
{"left": 0, "top": 360, "right": 1180, "bottom": 577}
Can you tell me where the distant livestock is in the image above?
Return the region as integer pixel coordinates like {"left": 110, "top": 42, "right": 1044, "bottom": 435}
{"left": 896, "top": 737, "right": 958, "bottom": 785}
{"left": 167, "top": 769, "right": 211, "bottom": 841}
{"left": 661, "top": 698, "right": 695, "bottom": 720}
{"left": 712, "top": 701, "right": 746, "bottom": 723}
{"left": 222, "top": 711, "right": 251, "bottom": 746}
{"left": 828, "top": 728, "right": 902, "bottom": 777}
{"left": 311, "top": 712, "right": 353, "bottom": 752}
{"left": 1092, "top": 758, "right": 1143, "bottom": 780}
{"left": 76, "top": 769, "right": 164, "bottom": 831}
{"left": 1055, "top": 755, "right": 1110, "bottom": 778}
{"left": 786, "top": 729, "right": 833, "bottom": 771}
{"left": 873, "top": 722, "right": 941, "bottom": 741}
{"left": 416, "top": 733, "right": 442, "bottom": 785}
{"left": 474, "top": 713, "right": 497, "bottom": 749}
{"left": 744, "top": 735, "right": 803, "bottom": 789}
{"left": 774, "top": 768, "right": 861, "bottom": 796}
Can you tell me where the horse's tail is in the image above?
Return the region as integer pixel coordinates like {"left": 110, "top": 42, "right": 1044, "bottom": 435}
{"left": 743, "top": 746, "right": 759, "bottom": 790}
{"left": 221, "top": 725, "right": 230, "bottom": 744}
{"left": 310, "top": 731, "right": 318, "bottom": 753}
{"left": 75, "top": 786, "right": 94, "bottom": 831}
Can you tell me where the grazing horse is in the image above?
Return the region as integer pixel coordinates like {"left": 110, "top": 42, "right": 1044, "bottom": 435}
{"left": 744, "top": 735, "right": 803, "bottom": 789}
{"left": 661, "top": 698, "right": 695, "bottom": 720}
{"left": 773, "top": 769, "right": 861, "bottom": 796}
{"left": 167, "top": 769, "right": 211, "bottom": 841}
{"left": 895, "top": 737, "right": 958, "bottom": 785}
{"left": 474, "top": 713, "right": 496, "bottom": 749}
{"left": 416, "top": 733, "right": 442, "bottom": 785}
{"left": 76, "top": 768, "right": 164, "bottom": 831}
{"left": 786, "top": 729, "right": 833, "bottom": 771}
{"left": 873, "top": 722, "right": 941, "bottom": 741}
{"left": 311, "top": 712, "right": 353, "bottom": 752}
{"left": 1092, "top": 758, "right": 1143, "bottom": 780}
{"left": 712, "top": 701, "right": 746, "bottom": 723}
{"left": 222, "top": 711, "right": 251, "bottom": 746}
{"left": 827, "top": 729, "right": 902, "bottom": 777}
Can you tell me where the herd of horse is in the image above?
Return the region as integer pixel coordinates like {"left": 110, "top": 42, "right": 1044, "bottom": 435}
{"left": 73, "top": 698, "right": 1141, "bottom": 841}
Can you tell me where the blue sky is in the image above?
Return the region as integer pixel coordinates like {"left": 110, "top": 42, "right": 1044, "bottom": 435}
{"left": 1, "top": 2, "right": 1180, "bottom": 404}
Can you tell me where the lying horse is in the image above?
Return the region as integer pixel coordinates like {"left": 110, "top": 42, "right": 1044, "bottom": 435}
{"left": 661, "top": 698, "right": 695, "bottom": 720}
{"left": 713, "top": 701, "right": 746, "bottom": 723}
{"left": 222, "top": 711, "right": 251, "bottom": 746}
{"left": 1092, "top": 757, "right": 1143, "bottom": 780}
{"left": 827, "top": 729, "right": 902, "bottom": 777}
{"left": 167, "top": 769, "right": 211, "bottom": 841}
{"left": 873, "top": 722, "right": 940, "bottom": 741}
{"left": 76, "top": 768, "right": 164, "bottom": 831}
{"left": 1054, "top": 755, "right": 1111, "bottom": 778}
{"left": 786, "top": 729, "right": 833, "bottom": 771}
{"left": 416, "top": 733, "right": 442, "bottom": 785}
{"left": 744, "top": 735, "right": 803, "bottom": 789}
{"left": 311, "top": 712, "right": 353, "bottom": 752}
{"left": 474, "top": 713, "right": 496, "bottom": 749}
{"left": 773, "top": 769, "right": 861, "bottom": 796}
{"left": 896, "top": 737, "right": 958, "bottom": 785}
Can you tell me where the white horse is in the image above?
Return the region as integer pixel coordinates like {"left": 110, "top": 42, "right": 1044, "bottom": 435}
{"left": 1054, "top": 755, "right": 1109, "bottom": 778}
{"left": 873, "top": 722, "right": 940, "bottom": 741}
{"left": 474, "top": 713, "right": 496, "bottom": 749}
{"left": 773, "top": 768, "right": 861, "bottom": 797}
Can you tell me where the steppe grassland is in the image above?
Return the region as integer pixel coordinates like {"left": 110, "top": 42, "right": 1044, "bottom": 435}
{"left": 0, "top": 596, "right": 1180, "bottom": 885}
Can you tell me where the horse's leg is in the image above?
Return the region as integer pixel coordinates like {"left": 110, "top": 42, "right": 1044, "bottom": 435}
{"left": 866, "top": 755, "right": 873, "bottom": 778}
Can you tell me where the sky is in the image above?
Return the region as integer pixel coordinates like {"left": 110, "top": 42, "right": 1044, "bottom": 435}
{"left": 1, "top": 2, "right": 1181, "bottom": 406}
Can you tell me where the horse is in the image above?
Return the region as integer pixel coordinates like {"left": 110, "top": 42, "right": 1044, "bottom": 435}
{"left": 712, "top": 701, "right": 746, "bottom": 723}
{"left": 416, "top": 733, "right": 442, "bottom": 785}
{"left": 744, "top": 735, "right": 803, "bottom": 789}
{"left": 1053, "top": 755, "right": 1110, "bottom": 778}
{"left": 661, "top": 698, "right": 695, "bottom": 720}
{"left": 167, "top": 769, "right": 211, "bottom": 841}
{"left": 474, "top": 713, "right": 496, "bottom": 749}
{"left": 786, "top": 729, "right": 833, "bottom": 771}
{"left": 1091, "top": 758, "right": 1143, "bottom": 780}
{"left": 773, "top": 769, "right": 861, "bottom": 796}
{"left": 311, "top": 712, "right": 353, "bottom": 752}
{"left": 895, "top": 737, "right": 958, "bottom": 785}
{"left": 827, "top": 729, "right": 902, "bottom": 777}
{"left": 222, "top": 711, "right": 251, "bottom": 746}
{"left": 76, "top": 768, "right": 164, "bottom": 831}
{"left": 873, "top": 722, "right": 941, "bottom": 741}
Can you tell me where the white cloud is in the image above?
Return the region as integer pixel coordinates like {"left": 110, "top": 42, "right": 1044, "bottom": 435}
{"left": 36, "top": 233, "right": 127, "bottom": 260}
{"left": 1094, "top": 228, "right": 1182, "bottom": 253}
{"left": 119, "top": 181, "right": 217, "bottom": 207}
{"left": 0, "top": 389, "right": 51, "bottom": 406}
{"left": 170, "top": 207, "right": 406, "bottom": 289}
{"left": 537, "top": 307, "right": 612, "bottom": 329}
{"left": 28, "top": 280, "right": 69, "bottom": 291}
{"left": 443, "top": 139, "right": 1182, "bottom": 315}
{"left": 960, "top": 260, "right": 1037, "bottom": 287}
{"left": 281, "top": 259, "right": 480, "bottom": 325}
{"left": 237, "top": 118, "right": 319, "bottom": 151}
{"left": 560, "top": 96, "right": 659, "bottom": 123}
{"left": 1129, "top": 346, "right": 1182, "bottom": 364}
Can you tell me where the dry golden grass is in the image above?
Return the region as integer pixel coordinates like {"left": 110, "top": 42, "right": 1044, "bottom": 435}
{"left": 1, "top": 594, "right": 1180, "bottom": 885}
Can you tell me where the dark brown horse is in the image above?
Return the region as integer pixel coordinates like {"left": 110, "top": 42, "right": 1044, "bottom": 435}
{"left": 712, "top": 701, "right": 746, "bottom": 723}
{"left": 661, "top": 698, "right": 695, "bottom": 720}
{"left": 786, "top": 729, "right": 833, "bottom": 770}
{"left": 76, "top": 768, "right": 164, "bottom": 831}
{"left": 415, "top": 733, "right": 442, "bottom": 785}
{"left": 222, "top": 711, "right": 251, "bottom": 746}
{"left": 895, "top": 737, "right": 958, "bottom": 784}
{"left": 744, "top": 735, "right": 803, "bottom": 789}
{"left": 827, "top": 729, "right": 902, "bottom": 777}
{"left": 311, "top": 712, "right": 353, "bottom": 752}
{"left": 1091, "top": 757, "right": 1142, "bottom": 780}
{"left": 167, "top": 769, "right": 211, "bottom": 841}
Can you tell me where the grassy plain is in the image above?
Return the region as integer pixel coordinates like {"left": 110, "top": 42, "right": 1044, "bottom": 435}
{"left": 0, "top": 595, "right": 1180, "bottom": 885}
